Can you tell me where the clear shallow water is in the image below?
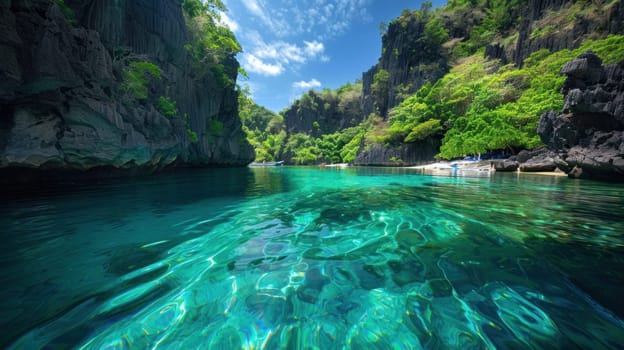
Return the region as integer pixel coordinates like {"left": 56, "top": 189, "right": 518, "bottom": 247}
{"left": 1, "top": 167, "right": 624, "bottom": 349}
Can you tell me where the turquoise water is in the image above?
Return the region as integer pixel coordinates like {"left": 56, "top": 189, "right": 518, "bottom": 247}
{"left": 1, "top": 167, "right": 624, "bottom": 349}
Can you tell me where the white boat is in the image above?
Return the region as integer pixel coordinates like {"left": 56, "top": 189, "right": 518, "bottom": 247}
{"left": 323, "top": 163, "right": 349, "bottom": 168}
{"left": 249, "top": 160, "right": 284, "bottom": 167}
{"left": 410, "top": 161, "right": 493, "bottom": 176}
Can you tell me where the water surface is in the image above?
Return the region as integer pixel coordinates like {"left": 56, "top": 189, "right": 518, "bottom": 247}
{"left": 1, "top": 167, "right": 623, "bottom": 349}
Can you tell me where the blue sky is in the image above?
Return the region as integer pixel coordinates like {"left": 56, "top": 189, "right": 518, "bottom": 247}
{"left": 220, "top": 0, "right": 445, "bottom": 112}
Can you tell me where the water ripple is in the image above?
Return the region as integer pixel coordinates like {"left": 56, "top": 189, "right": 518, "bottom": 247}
{"left": 2, "top": 168, "right": 624, "bottom": 348}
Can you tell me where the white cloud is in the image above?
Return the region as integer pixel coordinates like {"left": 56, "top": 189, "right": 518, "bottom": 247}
{"left": 242, "top": 0, "right": 291, "bottom": 37}
{"left": 219, "top": 12, "right": 239, "bottom": 32}
{"left": 240, "top": 31, "right": 329, "bottom": 76}
{"left": 304, "top": 40, "right": 324, "bottom": 57}
{"left": 240, "top": 0, "right": 372, "bottom": 39}
{"left": 242, "top": 54, "right": 283, "bottom": 76}
{"left": 242, "top": 0, "right": 266, "bottom": 19}
{"left": 293, "top": 79, "right": 321, "bottom": 89}
{"left": 256, "top": 42, "right": 306, "bottom": 63}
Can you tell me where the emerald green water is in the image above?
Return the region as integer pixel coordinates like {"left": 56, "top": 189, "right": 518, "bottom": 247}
{"left": 1, "top": 167, "right": 624, "bottom": 349}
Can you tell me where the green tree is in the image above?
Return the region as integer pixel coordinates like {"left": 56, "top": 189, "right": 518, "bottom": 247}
{"left": 238, "top": 87, "right": 287, "bottom": 161}
{"left": 286, "top": 133, "right": 319, "bottom": 165}
{"left": 157, "top": 96, "right": 177, "bottom": 118}
{"left": 404, "top": 119, "right": 442, "bottom": 142}
{"left": 376, "top": 35, "right": 624, "bottom": 159}
{"left": 371, "top": 69, "right": 390, "bottom": 113}
{"left": 420, "top": 1, "right": 433, "bottom": 17}
{"left": 182, "top": 0, "right": 241, "bottom": 81}
{"left": 120, "top": 61, "right": 161, "bottom": 100}
{"left": 423, "top": 17, "right": 449, "bottom": 55}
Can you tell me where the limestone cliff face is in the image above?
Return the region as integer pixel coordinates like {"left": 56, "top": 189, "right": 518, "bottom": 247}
{"left": 0, "top": 0, "right": 254, "bottom": 180}
{"left": 363, "top": 0, "right": 619, "bottom": 119}
{"left": 356, "top": 0, "right": 623, "bottom": 166}
{"left": 354, "top": 138, "right": 441, "bottom": 166}
{"left": 361, "top": 12, "right": 448, "bottom": 118}
{"left": 282, "top": 90, "right": 363, "bottom": 137}
{"left": 505, "top": 0, "right": 623, "bottom": 65}
{"left": 537, "top": 51, "right": 624, "bottom": 180}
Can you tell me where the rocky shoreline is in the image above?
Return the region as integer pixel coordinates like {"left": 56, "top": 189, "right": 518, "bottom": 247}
{"left": 491, "top": 51, "right": 624, "bottom": 181}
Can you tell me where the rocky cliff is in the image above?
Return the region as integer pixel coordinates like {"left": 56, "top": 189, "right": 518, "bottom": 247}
{"left": 511, "top": 0, "right": 624, "bottom": 66}
{"left": 361, "top": 9, "right": 448, "bottom": 118}
{"left": 355, "top": 0, "right": 623, "bottom": 166}
{"left": 282, "top": 89, "right": 363, "bottom": 137}
{"left": 354, "top": 138, "right": 441, "bottom": 166}
{"left": 537, "top": 51, "right": 624, "bottom": 180}
{"left": 0, "top": 0, "right": 254, "bottom": 181}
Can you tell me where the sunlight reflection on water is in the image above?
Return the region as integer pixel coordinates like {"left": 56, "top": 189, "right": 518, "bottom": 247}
{"left": 1, "top": 167, "right": 624, "bottom": 349}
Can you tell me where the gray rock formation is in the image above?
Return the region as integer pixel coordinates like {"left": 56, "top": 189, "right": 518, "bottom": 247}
{"left": 0, "top": 0, "right": 254, "bottom": 181}
{"left": 519, "top": 150, "right": 561, "bottom": 172}
{"left": 511, "top": 0, "right": 624, "bottom": 66}
{"left": 492, "top": 159, "right": 519, "bottom": 172}
{"left": 353, "top": 0, "right": 623, "bottom": 166}
{"left": 537, "top": 51, "right": 624, "bottom": 180}
{"left": 282, "top": 90, "right": 363, "bottom": 137}
{"left": 354, "top": 138, "right": 441, "bottom": 166}
{"left": 361, "top": 10, "right": 448, "bottom": 118}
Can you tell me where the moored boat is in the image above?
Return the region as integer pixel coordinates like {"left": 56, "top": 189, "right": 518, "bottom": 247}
{"left": 249, "top": 160, "right": 284, "bottom": 167}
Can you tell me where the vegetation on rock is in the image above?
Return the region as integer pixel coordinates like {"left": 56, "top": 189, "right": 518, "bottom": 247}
{"left": 182, "top": 0, "right": 241, "bottom": 86}
{"left": 120, "top": 61, "right": 161, "bottom": 100}
{"left": 239, "top": 87, "right": 286, "bottom": 161}
{"left": 157, "top": 96, "right": 177, "bottom": 118}
{"left": 240, "top": 82, "right": 368, "bottom": 164}
{"left": 385, "top": 35, "right": 624, "bottom": 159}
{"left": 239, "top": 0, "right": 624, "bottom": 165}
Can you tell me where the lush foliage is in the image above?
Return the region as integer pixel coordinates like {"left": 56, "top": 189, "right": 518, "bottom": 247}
{"left": 423, "top": 17, "right": 449, "bottom": 56}
{"left": 207, "top": 120, "right": 224, "bottom": 137}
{"left": 182, "top": 0, "right": 241, "bottom": 86}
{"left": 371, "top": 69, "right": 390, "bottom": 113}
{"left": 237, "top": 0, "right": 624, "bottom": 164}
{"left": 378, "top": 35, "right": 624, "bottom": 159}
{"left": 446, "top": 0, "right": 618, "bottom": 59}
{"left": 336, "top": 81, "right": 363, "bottom": 116}
{"left": 279, "top": 125, "right": 368, "bottom": 165}
{"left": 182, "top": 0, "right": 216, "bottom": 17}
{"left": 239, "top": 87, "right": 286, "bottom": 161}
{"left": 120, "top": 61, "right": 161, "bottom": 100}
{"left": 404, "top": 119, "right": 442, "bottom": 142}
{"left": 444, "top": 0, "right": 523, "bottom": 58}
{"left": 157, "top": 96, "right": 177, "bottom": 118}
{"left": 285, "top": 133, "right": 318, "bottom": 165}
{"left": 186, "top": 129, "right": 199, "bottom": 143}
{"left": 239, "top": 82, "right": 367, "bottom": 164}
